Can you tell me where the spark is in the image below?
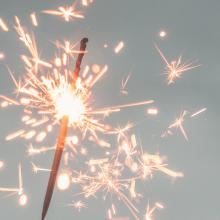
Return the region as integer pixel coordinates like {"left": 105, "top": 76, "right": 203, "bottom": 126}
{"left": 121, "top": 73, "right": 131, "bottom": 95}
{"left": 70, "top": 136, "right": 182, "bottom": 220}
{"left": 168, "top": 111, "right": 188, "bottom": 141}
{"left": 0, "top": 52, "right": 5, "bottom": 59}
{"left": 68, "top": 200, "right": 87, "bottom": 211}
{"left": 0, "top": 164, "right": 26, "bottom": 204}
{"left": 18, "top": 164, "right": 24, "bottom": 195}
{"left": 19, "top": 193, "right": 28, "bottom": 206}
{"left": 155, "top": 45, "right": 200, "bottom": 84}
{"left": 159, "top": 30, "right": 167, "bottom": 38}
{"left": 5, "top": 130, "right": 25, "bottom": 141}
{"left": 57, "top": 172, "right": 71, "bottom": 191}
{"left": 81, "top": 0, "right": 93, "bottom": 7}
{"left": 147, "top": 108, "right": 158, "bottom": 116}
{"left": 191, "top": 108, "right": 207, "bottom": 118}
{"left": 0, "top": 160, "right": 4, "bottom": 169}
{"left": 0, "top": 18, "right": 9, "bottom": 32}
{"left": 114, "top": 41, "right": 125, "bottom": 54}
{"left": 92, "top": 64, "right": 101, "bottom": 74}
{"left": 30, "top": 12, "right": 38, "bottom": 27}
{"left": 28, "top": 145, "right": 56, "bottom": 156}
{"left": 145, "top": 202, "right": 164, "bottom": 220}
{"left": 43, "top": 2, "right": 84, "bottom": 22}
{"left": 31, "top": 162, "right": 51, "bottom": 174}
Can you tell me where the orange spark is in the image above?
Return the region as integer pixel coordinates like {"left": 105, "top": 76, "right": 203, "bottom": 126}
{"left": 30, "top": 12, "right": 38, "bottom": 27}
{"left": 114, "top": 41, "right": 125, "bottom": 54}
{"left": 31, "top": 162, "right": 51, "bottom": 174}
{"left": 57, "top": 172, "right": 71, "bottom": 191}
{"left": 155, "top": 45, "right": 200, "bottom": 84}
{"left": 19, "top": 194, "right": 28, "bottom": 206}
{"left": 0, "top": 160, "right": 4, "bottom": 170}
{"left": 191, "top": 108, "right": 207, "bottom": 118}
{"left": 0, "top": 18, "right": 9, "bottom": 32}
{"left": 68, "top": 200, "right": 87, "bottom": 211}
{"left": 43, "top": 2, "right": 84, "bottom": 22}
{"left": 159, "top": 30, "right": 167, "bottom": 38}
{"left": 169, "top": 111, "right": 188, "bottom": 141}
{"left": 121, "top": 73, "right": 131, "bottom": 95}
{"left": 147, "top": 108, "right": 158, "bottom": 115}
{"left": 0, "top": 52, "right": 5, "bottom": 59}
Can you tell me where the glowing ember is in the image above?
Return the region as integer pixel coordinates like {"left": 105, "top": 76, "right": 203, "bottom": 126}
{"left": 57, "top": 173, "right": 71, "bottom": 191}
{"left": 19, "top": 194, "right": 28, "bottom": 206}
{"left": 0, "top": 160, "right": 4, "bottom": 169}
{"left": 30, "top": 12, "right": 38, "bottom": 27}
{"left": 92, "top": 64, "right": 101, "bottom": 74}
{"left": 147, "top": 108, "right": 158, "bottom": 115}
{"left": 159, "top": 30, "right": 167, "bottom": 38}
{"left": 0, "top": 18, "right": 9, "bottom": 32}
{"left": 0, "top": 53, "right": 5, "bottom": 59}
{"left": 114, "top": 41, "right": 125, "bottom": 54}
{"left": 43, "top": 2, "right": 84, "bottom": 22}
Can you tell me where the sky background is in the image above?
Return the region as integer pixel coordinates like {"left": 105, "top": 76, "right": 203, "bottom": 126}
{"left": 0, "top": 0, "right": 219, "bottom": 219}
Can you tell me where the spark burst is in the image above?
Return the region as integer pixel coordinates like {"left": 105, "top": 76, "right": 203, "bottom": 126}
{"left": 43, "top": 2, "right": 85, "bottom": 22}
{"left": 155, "top": 44, "right": 200, "bottom": 84}
{"left": 0, "top": 9, "right": 155, "bottom": 220}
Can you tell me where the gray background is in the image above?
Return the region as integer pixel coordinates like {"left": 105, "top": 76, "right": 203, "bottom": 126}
{"left": 0, "top": 0, "right": 219, "bottom": 219}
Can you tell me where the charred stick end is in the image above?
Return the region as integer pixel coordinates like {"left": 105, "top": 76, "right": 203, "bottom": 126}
{"left": 72, "top": 37, "right": 89, "bottom": 84}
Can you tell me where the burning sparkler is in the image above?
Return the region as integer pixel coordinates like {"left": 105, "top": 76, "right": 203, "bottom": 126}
{"left": 0, "top": 14, "right": 154, "bottom": 219}
{"left": 0, "top": 2, "right": 204, "bottom": 220}
{"left": 41, "top": 37, "right": 88, "bottom": 220}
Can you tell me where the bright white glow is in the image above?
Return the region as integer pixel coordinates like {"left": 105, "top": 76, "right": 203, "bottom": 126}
{"left": 147, "top": 108, "right": 158, "bottom": 115}
{"left": 57, "top": 173, "right": 70, "bottom": 191}
{"left": 55, "top": 91, "right": 84, "bottom": 124}
{"left": 0, "top": 160, "right": 4, "bottom": 169}
{"left": 0, "top": 53, "right": 4, "bottom": 59}
{"left": 19, "top": 194, "right": 28, "bottom": 206}
{"left": 159, "top": 30, "right": 167, "bottom": 38}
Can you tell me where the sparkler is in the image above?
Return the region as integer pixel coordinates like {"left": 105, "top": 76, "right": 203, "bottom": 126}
{"left": 41, "top": 38, "right": 88, "bottom": 220}
{"left": 0, "top": 2, "right": 204, "bottom": 220}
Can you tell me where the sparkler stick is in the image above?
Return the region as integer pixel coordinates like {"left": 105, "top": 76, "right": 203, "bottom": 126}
{"left": 41, "top": 38, "right": 88, "bottom": 220}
